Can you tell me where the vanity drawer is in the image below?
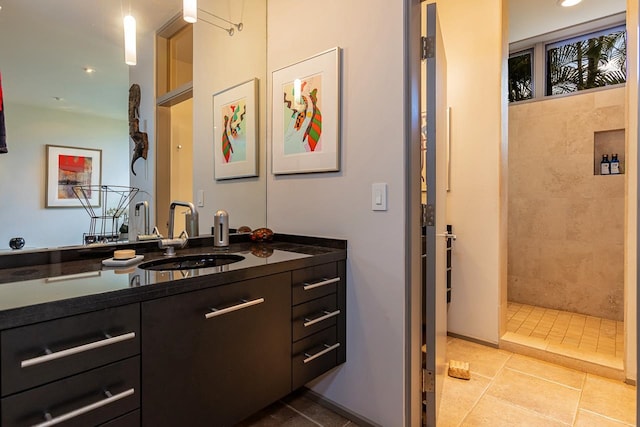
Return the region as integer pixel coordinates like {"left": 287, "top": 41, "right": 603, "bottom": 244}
{"left": 292, "top": 263, "right": 339, "bottom": 305}
{"left": 100, "top": 410, "right": 140, "bottom": 427}
{"left": 292, "top": 294, "right": 339, "bottom": 342}
{"left": 292, "top": 326, "right": 340, "bottom": 390}
{"left": 1, "top": 304, "right": 140, "bottom": 396}
{"left": 1, "top": 356, "right": 140, "bottom": 427}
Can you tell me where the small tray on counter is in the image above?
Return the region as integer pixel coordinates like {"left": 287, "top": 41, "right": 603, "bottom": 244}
{"left": 102, "top": 255, "right": 145, "bottom": 267}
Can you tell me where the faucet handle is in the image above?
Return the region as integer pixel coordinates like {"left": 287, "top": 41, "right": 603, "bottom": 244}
{"left": 158, "top": 230, "right": 189, "bottom": 256}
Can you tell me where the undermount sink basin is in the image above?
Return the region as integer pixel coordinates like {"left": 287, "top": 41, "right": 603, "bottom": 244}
{"left": 138, "top": 254, "right": 245, "bottom": 271}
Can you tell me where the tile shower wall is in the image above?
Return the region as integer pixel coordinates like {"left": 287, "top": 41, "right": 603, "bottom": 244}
{"left": 508, "top": 87, "right": 625, "bottom": 321}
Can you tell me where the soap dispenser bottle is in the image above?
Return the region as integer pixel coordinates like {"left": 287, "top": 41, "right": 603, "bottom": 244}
{"left": 213, "top": 210, "right": 229, "bottom": 248}
{"left": 600, "top": 154, "right": 610, "bottom": 175}
{"left": 610, "top": 153, "right": 621, "bottom": 174}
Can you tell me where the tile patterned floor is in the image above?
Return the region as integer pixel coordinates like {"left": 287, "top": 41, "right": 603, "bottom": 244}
{"left": 236, "top": 389, "right": 358, "bottom": 427}
{"left": 236, "top": 333, "right": 635, "bottom": 426}
{"left": 440, "top": 336, "right": 637, "bottom": 426}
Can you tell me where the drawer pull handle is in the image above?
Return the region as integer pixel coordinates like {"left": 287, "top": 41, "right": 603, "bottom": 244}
{"left": 33, "top": 388, "right": 134, "bottom": 427}
{"left": 21, "top": 332, "right": 136, "bottom": 368}
{"left": 303, "top": 310, "right": 341, "bottom": 327}
{"left": 303, "top": 342, "right": 341, "bottom": 364}
{"left": 303, "top": 277, "right": 340, "bottom": 291}
{"left": 205, "top": 297, "right": 265, "bottom": 319}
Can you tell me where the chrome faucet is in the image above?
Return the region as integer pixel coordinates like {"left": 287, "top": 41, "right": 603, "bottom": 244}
{"left": 135, "top": 201, "right": 163, "bottom": 241}
{"left": 159, "top": 200, "right": 199, "bottom": 256}
{"left": 135, "top": 201, "right": 149, "bottom": 235}
{"left": 167, "top": 201, "right": 199, "bottom": 239}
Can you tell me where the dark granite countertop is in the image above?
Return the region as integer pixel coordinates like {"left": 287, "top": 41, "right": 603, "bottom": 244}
{"left": 0, "top": 234, "right": 347, "bottom": 329}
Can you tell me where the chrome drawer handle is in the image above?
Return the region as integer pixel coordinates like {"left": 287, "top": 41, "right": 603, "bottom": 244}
{"left": 21, "top": 332, "right": 136, "bottom": 368}
{"left": 302, "top": 277, "right": 340, "bottom": 291}
{"left": 303, "top": 310, "right": 341, "bottom": 327}
{"left": 33, "top": 388, "right": 134, "bottom": 427}
{"left": 303, "top": 343, "right": 341, "bottom": 364}
{"left": 205, "top": 297, "right": 265, "bottom": 319}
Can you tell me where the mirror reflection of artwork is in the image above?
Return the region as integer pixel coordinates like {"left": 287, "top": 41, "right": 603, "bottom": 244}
{"left": 58, "top": 155, "right": 93, "bottom": 199}
{"left": 212, "top": 78, "right": 258, "bottom": 180}
{"left": 282, "top": 75, "right": 322, "bottom": 154}
{"left": 46, "top": 145, "right": 102, "bottom": 208}
{"left": 221, "top": 100, "right": 247, "bottom": 163}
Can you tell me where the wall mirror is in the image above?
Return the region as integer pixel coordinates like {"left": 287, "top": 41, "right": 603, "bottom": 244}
{"left": 0, "top": 0, "right": 267, "bottom": 253}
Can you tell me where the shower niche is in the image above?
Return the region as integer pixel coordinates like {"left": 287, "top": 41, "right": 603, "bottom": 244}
{"left": 593, "top": 129, "right": 625, "bottom": 175}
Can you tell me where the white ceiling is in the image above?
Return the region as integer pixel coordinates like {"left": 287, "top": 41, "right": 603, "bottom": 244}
{"left": 0, "top": 0, "right": 181, "bottom": 120}
{"left": 0, "top": 0, "right": 629, "bottom": 120}
{"left": 509, "top": 0, "right": 626, "bottom": 43}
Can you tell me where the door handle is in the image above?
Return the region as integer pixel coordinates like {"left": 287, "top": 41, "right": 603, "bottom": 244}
{"left": 436, "top": 232, "right": 456, "bottom": 240}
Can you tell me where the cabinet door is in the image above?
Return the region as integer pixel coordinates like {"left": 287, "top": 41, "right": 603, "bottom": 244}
{"left": 141, "top": 273, "right": 291, "bottom": 427}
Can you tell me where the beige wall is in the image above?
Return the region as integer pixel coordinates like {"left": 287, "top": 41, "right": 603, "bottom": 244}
{"left": 624, "top": 0, "right": 637, "bottom": 383}
{"left": 508, "top": 88, "right": 626, "bottom": 321}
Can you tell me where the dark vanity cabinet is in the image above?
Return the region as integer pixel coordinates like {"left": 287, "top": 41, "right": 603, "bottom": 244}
{"left": 0, "top": 304, "right": 141, "bottom": 426}
{"left": 0, "top": 254, "right": 346, "bottom": 427}
{"left": 291, "top": 262, "right": 347, "bottom": 389}
{"left": 141, "top": 272, "right": 292, "bottom": 427}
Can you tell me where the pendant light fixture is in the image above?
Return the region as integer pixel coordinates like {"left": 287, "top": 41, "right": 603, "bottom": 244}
{"left": 124, "top": 15, "right": 137, "bottom": 66}
{"left": 182, "top": 0, "right": 244, "bottom": 36}
{"left": 183, "top": 0, "right": 197, "bottom": 23}
{"left": 557, "top": 0, "right": 582, "bottom": 7}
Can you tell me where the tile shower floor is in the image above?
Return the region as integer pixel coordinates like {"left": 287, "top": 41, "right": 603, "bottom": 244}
{"left": 501, "top": 302, "right": 624, "bottom": 378}
{"left": 506, "top": 302, "right": 624, "bottom": 358}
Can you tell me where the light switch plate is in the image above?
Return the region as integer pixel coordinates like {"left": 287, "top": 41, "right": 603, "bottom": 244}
{"left": 197, "top": 190, "right": 205, "bottom": 207}
{"left": 372, "top": 183, "right": 387, "bottom": 211}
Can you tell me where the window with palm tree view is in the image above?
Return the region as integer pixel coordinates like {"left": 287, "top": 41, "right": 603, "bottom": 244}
{"left": 508, "top": 50, "right": 533, "bottom": 102}
{"left": 508, "top": 25, "right": 627, "bottom": 103}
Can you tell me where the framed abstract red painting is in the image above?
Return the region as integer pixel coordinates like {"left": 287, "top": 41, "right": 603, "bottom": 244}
{"left": 45, "top": 145, "right": 102, "bottom": 208}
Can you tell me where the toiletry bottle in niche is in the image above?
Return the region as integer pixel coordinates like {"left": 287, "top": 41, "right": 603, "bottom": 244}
{"left": 600, "top": 154, "right": 610, "bottom": 175}
{"left": 610, "top": 153, "right": 620, "bottom": 174}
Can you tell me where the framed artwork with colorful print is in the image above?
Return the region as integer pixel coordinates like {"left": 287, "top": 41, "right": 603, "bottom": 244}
{"left": 212, "top": 78, "right": 259, "bottom": 180}
{"left": 271, "top": 47, "right": 341, "bottom": 175}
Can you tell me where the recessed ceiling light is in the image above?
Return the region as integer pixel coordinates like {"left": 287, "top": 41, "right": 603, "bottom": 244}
{"left": 84, "top": 67, "right": 96, "bottom": 74}
{"left": 558, "top": 0, "right": 582, "bottom": 7}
